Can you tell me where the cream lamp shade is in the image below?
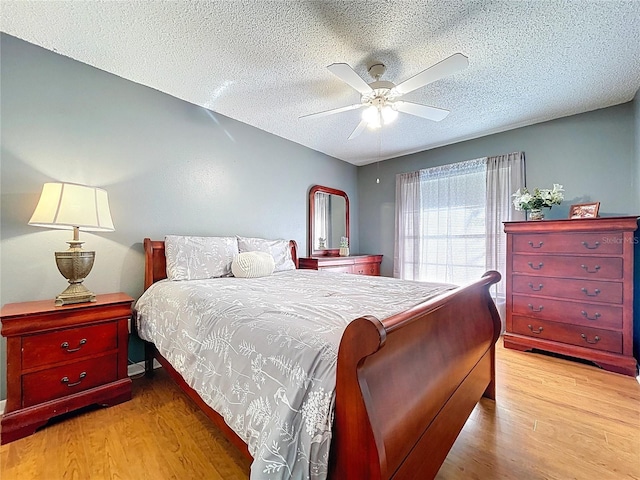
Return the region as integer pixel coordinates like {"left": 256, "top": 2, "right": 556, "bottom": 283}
{"left": 29, "top": 182, "right": 114, "bottom": 231}
{"left": 29, "top": 182, "right": 115, "bottom": 306}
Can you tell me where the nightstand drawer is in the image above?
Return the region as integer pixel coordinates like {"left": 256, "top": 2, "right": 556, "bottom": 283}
{"left": 22, "top": 322, "right": 118, "bottom": 370}
{"left": 22, "top": 353, "right": 118, "bottom": 407}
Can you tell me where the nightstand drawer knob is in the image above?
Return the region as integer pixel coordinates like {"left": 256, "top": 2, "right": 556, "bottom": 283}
{"left": 527, "top": 325, "right": 544, "bottom": 334}
{"left": 527, "top": 241, "right": 544, "bottom": 249}
{"left": 581, "top": 241, "right": 600, "bottom": 250}
{"left": 61, "top": 338, "right": 87, "bottom": 353}
{"left": 528, "top": 282, "right": 543, "bottom": 291}
{"left": 61, "top": 371, "right": 87, "bottom": 387}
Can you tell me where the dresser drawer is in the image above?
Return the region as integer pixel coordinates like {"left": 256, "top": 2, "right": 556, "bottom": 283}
{"left": 22, "top": 353, "right": 118, "bottom": 407}
{"left": 354, "top": 263, "right": 380, "bottom": 276}
{"left": 512, "top": 254, "right": 623, "bottom": 280}
{"left": 512, "top": 294, "right": 622, "bottom": 329}
{"left": 512, "top": 316, "right": 622, "bottom": 353}
{"left": 22, "top": 322, "right": 118, "bottom": 370}
{"left": 513, "top": 233, "right": 623, "bottom": 255}
{"left": 512, "top": 275, "right": 623, "bottom": 304}
{"left": 321, "top": 265, "right": 352, "bottom": 274}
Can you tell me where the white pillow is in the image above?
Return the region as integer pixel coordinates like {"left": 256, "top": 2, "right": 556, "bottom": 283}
{"left": 236, "top": 236, "right": 296, "bottom": 272}
{"left": 231, "top": 251, "right": 275, "bottom": 278}
{"left": 165, "top": 235, "right": 238, "bottom": 281}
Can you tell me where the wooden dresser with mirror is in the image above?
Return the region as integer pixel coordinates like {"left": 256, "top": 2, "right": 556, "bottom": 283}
{"left": 299, "top": 185, "right": 383, "bottom": 276}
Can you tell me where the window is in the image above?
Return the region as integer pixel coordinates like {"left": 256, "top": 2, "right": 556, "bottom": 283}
{"left": 396, "top": 158, "right": 486, "bottom": 285}
{"left": 395, "top": 153, "right": 525, "bottom": 300}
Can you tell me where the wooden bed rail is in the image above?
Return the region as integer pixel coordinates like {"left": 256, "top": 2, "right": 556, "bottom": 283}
{"left": 331, "top": 271, "right": 501, "bottom": 479}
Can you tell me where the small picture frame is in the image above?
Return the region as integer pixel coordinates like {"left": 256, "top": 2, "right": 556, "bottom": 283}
{"left": 569, "top": 202, "right": 600, "bottom": 219}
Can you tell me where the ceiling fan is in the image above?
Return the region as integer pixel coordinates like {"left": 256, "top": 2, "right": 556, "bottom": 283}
{"left": 300, "top": 53, "right": 469, "bottom": 140}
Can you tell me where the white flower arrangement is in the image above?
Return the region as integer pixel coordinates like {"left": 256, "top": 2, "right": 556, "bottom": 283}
{"left": 512, "top": 184, "right": 564, "bottom": 211}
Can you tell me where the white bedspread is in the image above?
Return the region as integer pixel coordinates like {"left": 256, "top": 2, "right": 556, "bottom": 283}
{"left": 135, "top": 269, "right": 455, "bottom": 480}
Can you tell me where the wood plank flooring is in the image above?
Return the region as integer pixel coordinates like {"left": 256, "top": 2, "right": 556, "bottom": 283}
{"left": 2, "top": 341, "right": 639, "bottom": 479}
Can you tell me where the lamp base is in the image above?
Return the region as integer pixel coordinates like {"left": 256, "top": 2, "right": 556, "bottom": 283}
{"left": 54, "top": 249, "right": 97, "bottom": 306}
{"left": 55, "top": 282, "right": 97, "bottom": 306}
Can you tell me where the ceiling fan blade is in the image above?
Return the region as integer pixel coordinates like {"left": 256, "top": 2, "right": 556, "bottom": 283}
{"left": 327, "top": 63, "right": 373, "bottom": 95}
{"left": 348, "top": 119, "right": 368, "bottom": 140}
{"left": 299, "top": 103, "right": 364, "bottom": 119}
{"left": 394, "top": 101, "right": 450, "bottom": 122}
{"left": 392, "top": 53, "right": 469, "bottom": 96}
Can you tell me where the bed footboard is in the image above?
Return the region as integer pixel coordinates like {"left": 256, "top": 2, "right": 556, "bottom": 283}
{"left": 330, "top": 271, "right": 501, "bottom": 480}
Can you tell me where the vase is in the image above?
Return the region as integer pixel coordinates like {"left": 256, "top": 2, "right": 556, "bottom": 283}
{"left": 339, "top": 247, "right": 349, "bottom": 257}
{"left": 528, "top": 208, "right": 544, "bottom": 221}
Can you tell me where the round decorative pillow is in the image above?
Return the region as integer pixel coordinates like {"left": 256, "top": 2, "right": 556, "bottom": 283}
{"left": 231, "top": 251, "right": 276, "bottom": 278}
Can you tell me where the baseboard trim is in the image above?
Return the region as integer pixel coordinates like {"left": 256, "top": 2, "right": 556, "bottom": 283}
{"left": 128, "top": 359, "right": 161, "bottom": 377}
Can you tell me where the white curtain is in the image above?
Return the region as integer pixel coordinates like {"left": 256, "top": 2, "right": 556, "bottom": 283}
{"left": 394, "top": 153, "right": 525, "bottom": 293}
{"left": 394, "top": 171, "right": 422, "bottom": 279}
{"left": 394, "top": 158, "right": 487, "bottom": 283}
{"left": 485, "top": 152, "right": 526, "bottom": 299}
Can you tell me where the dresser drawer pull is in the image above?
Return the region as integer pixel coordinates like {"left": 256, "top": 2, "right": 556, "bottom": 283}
{"left": 580, "top": 334, "right": 600, "bottom": 344}
{"left": 527, "top": 241, "right": 544, "bottom": 249}
{"left": 527, "top": 304, "right": 544, "bottom": 312}
{"left": 61, "top": 372, "right": 87, "bottom": 387}
{"left": 528, "top": 283, "right": 543, "bottom": 291}
{"left": 580, "top": 264, "right": 601, "bottom": 274}
{"left": 581, "top": 241, "right": 600, "bottom": 250}
{"left": 527, "top": 262, "right": 544, "bottom": 270}
{"left": 61, "top": 338, "right": 87, "bottom": 353}
{"left": 580, "top": 288, "right": 601, "bottom": 297}
{"left": 527, "top": 325, "right": 544, "bottom": 334}
{"left": 581, "top": 311, "right": 601, "bottom": 321}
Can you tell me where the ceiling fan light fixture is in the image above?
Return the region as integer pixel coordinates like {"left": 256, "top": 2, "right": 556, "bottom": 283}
{"left": 362, "top": 103, "right": 397, "bottom": 130}
{"left": 381, "top": 105, "right": 398, "bottom": 125}
{"left": 362, "top": 105, "right": 380, "bottom": 125}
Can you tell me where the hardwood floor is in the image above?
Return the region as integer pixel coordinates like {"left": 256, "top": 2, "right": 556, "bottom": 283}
{"left": 2, "top": 340, "right": 639, "bottom": 479}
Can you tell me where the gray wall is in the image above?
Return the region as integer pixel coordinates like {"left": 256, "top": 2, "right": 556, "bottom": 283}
{"left": 0, "top": 34, "right": 358, "bottom": 399}
{"left": 358, "top": 102, "right": 638, "bottom": 277}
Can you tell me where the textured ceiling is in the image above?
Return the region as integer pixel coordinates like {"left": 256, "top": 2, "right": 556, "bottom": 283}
{"left": 2, "top": 1, "right": 639, "bottom": 166}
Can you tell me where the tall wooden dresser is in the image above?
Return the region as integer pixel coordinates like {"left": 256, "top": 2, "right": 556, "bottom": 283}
{"left": 503, "top": 216, "right": 638, "bottom": 376}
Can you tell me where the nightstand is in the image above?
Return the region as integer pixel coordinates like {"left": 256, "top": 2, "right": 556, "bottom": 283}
{"left": 1, "top": 292, "right": 133, "bottom": 444}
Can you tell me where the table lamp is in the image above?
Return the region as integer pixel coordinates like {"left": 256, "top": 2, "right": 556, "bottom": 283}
{"left": 28, "top": 182, "right": 115, "bottom": 306}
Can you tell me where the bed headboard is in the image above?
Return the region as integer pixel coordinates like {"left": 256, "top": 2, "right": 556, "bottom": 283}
{"left": 143, "top": 238, "right": 299, "bottom": 291}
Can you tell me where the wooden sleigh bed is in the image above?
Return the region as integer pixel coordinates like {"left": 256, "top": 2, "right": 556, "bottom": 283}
{"left": 139, "top": 237, "right": 502, "bottom": 480}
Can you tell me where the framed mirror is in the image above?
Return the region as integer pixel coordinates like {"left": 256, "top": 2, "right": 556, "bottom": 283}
{"left": 308, "top": 185, "right": 349, "bottom": 256}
